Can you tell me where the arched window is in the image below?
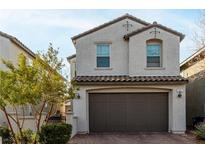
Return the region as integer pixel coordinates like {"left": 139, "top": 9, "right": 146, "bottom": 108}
{"left": 146, "top": 39, "right": 162, "bottom": 67}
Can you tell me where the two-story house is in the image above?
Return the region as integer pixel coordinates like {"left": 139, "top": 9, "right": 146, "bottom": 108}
{"left": 68, "top": 14, "right": 188, "bottom": 134}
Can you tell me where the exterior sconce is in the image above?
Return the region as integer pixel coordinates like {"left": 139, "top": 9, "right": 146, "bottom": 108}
{"left": 177, "top": 89, "right": 183, "bottom": 98}
{"left": 76, "top": 93, "right": 80, "bottom": 99}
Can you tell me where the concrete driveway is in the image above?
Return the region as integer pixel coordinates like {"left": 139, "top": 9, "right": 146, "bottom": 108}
{"left": 69, "top": 132, "right": 203, "bottom": 144}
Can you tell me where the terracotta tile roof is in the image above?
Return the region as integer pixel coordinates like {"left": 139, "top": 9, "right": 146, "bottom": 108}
{"left": 71, "top": 13, "right": 150, "bottom": 41}
{"left": 0, "top": 31, "right": 36, "bottom": 58}
{"left": 124, "top": 22, "right": 185, "bottom": 41}
{"left": 75, "top": 75, "right": 188, "bottom": 84}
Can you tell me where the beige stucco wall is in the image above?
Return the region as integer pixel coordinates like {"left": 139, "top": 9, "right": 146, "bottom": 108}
{"left": 73, "top": 84, "right": 186, "bottom": 134}
{"left": 10, "top": 115, "right": 46, "bottom": 133}
{"left": 181, "top": 58, "right": 205, "bottom": 78}
{"left": 0, "top": 35, "right": 33, "bottom": 71}
{"left": 129, "top": 27, "right": 180, "bottom": 76}
{"left": 69, "top": 57, "right": 76, "bottom": 79}
{"left": 75, "top": 19, "right": 145, "bottom": 76}
{"left": 74, "top": 19, "right": 181, "bottom": 77}
{"left": 66, "top": 112, "right": 78, "bottom": 137}
{"left": 0, "top": 35, "right": 34, "bottom": 126}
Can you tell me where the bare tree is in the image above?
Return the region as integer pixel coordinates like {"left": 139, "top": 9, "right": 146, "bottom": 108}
{"left": 192, "top": 10, "right": 205, "bottom": 48}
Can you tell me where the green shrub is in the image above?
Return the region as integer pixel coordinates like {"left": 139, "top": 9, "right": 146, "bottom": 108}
{"left": 0, "top": 126, "right": 13, "bottom": 144}
{"left": 38, "top": 123, "right": 72, "bottom": 144}
{"left": 193, "top": 122, "right": 205, "bottom": 140}
{"left": 16, "top": 129, "right": 36, "bottom": 144}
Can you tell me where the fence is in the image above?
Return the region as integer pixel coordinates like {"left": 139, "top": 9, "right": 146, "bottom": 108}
{"left": 10, "top": 115, "right": 46, "bottom": 132}
{"left": 186, "top": 77, "right": 205, "bottom": 126}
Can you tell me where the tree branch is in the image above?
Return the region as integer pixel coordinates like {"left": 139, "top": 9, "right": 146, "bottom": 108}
{"left": 44, "top": 103, "right": 54, "bottom": 125}
{"left": 1, "top": 107, "right": 18, "bottom": 144}
{"left": 36, "top": 101, "right": 46, "bottom": 132}
{"left": 20, "top": 106, "right": 25, "bottom": 129}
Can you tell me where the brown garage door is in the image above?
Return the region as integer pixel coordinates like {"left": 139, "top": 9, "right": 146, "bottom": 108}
{"left": 89, "top": 93, "right": 168, "bottom": 132}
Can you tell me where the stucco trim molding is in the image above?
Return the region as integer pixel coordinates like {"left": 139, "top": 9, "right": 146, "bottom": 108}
{"left": 94, "top": 41, "right": 112, "bottom": 44}
{"left": 94, "top": 67, "right": 113, "bottom": 70}
{"left": 144, "top": 67, "right": 165, "bottom": 70}
{"left": 85, "top": 85, "right": 172, "bottom": 92}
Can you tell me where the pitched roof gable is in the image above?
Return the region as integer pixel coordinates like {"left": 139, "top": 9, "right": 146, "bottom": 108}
{"left": 71, "top": 13, "right": 150, "bottom": 41}
{"left": 124, "top": 22, "right": 185, "bottom": 41}
{"left": 180, "top": 45, "right": 205, "bottom": 70}
{"left": 0, "top": 31, "right": 36, "bottom": 58}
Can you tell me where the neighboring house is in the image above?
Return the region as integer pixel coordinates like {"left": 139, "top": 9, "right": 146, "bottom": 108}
{"left": 0, "top": 31, "right": 36, "bottom": 126}
{"left": 0, "top": 31, "right": 65, "bottom": 130}
{"left": 180, "top": 45, "right": 205, "bottom": 126}
{"left": 67, "top": 14, "right": 188, "bottom": 134}
{"left": 0, "top": 31, "right": 35, "bottom": 70}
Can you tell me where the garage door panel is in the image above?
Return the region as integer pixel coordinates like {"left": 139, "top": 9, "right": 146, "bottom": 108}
{"left": 127, "top": 104, "right": 150, "bottom": 131}
{"left": 89, "top": 94, "right": 108, "bottom": 132}
{"left": 107, "top": 101, "right": 126, "bottom": 132}
{"left": 89, "top": 93, "right": 168, "bottom": 132}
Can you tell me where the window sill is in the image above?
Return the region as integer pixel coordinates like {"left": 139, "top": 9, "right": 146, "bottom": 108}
{"left": 95, "top": 67, "right": 113, "bottom": 70}
{"left": 144, "top": 67, "right": 165, "bottom": 70}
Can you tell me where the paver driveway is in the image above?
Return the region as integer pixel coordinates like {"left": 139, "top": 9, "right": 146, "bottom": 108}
{"left": 69, "top": 132, "right": 203, "bottom": 144}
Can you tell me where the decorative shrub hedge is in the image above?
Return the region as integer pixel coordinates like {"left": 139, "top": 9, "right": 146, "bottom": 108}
{"left": 193, "top": 122, "right": 205, "bottom": 140}
{"left": 0, "top": 126, "right": 13, "bottom": 144}
{"left": 16, "top": 129, "right": 36, "bottom": 144}
{"left": 38, "top": 123, "right": 72, "bottom": 144}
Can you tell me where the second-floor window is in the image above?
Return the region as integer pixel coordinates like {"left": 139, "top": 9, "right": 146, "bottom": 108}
{"left": 96, "top": 44, "right": 110, "bottom": 68}
{"left": 146, "top": 40, "right": 162, "bottom": 67}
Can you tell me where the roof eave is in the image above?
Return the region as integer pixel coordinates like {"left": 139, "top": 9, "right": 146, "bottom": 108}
{"left": 76, "top": 81, "right": 188, "bottom": 86}
{"left": 11, "top": 39, "right": 36, "bottom": 58}
{"left": 124, "top": 24, "right": 185, "bottom": 42}
{"left": 0, "top": 31, "right": 36, "bottom": 58}
{"left": 180, "top": 45, "right": 205, "bottom": 68}
{"left": 71, "top": 14, "right": 150, "bottom": 41}
{"left": 67, "top": 54, "right": 76, "bottom": 63}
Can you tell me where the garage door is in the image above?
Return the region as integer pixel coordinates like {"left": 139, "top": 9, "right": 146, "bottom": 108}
{"left": 89, "top": 93, "right": 168, "bottom": 132}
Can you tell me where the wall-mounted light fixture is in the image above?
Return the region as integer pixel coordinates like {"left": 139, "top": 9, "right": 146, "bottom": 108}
{"left": 177, "top": 89, "right": 183, "bottom": 98}
{"left": 76, "top": 93, "right": 80, "bottom": 99}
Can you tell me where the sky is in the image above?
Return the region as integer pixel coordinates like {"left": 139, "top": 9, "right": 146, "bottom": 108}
{"left": 0, "top": 9, "right": 202, "bottom": 77}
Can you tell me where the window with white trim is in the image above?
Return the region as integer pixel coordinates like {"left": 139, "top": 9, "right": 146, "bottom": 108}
{"left": 96, "top": 44, "right": 110, "bottom": 68}
{"left": 146, "top": 39, "right": 162, "bottom": 67}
